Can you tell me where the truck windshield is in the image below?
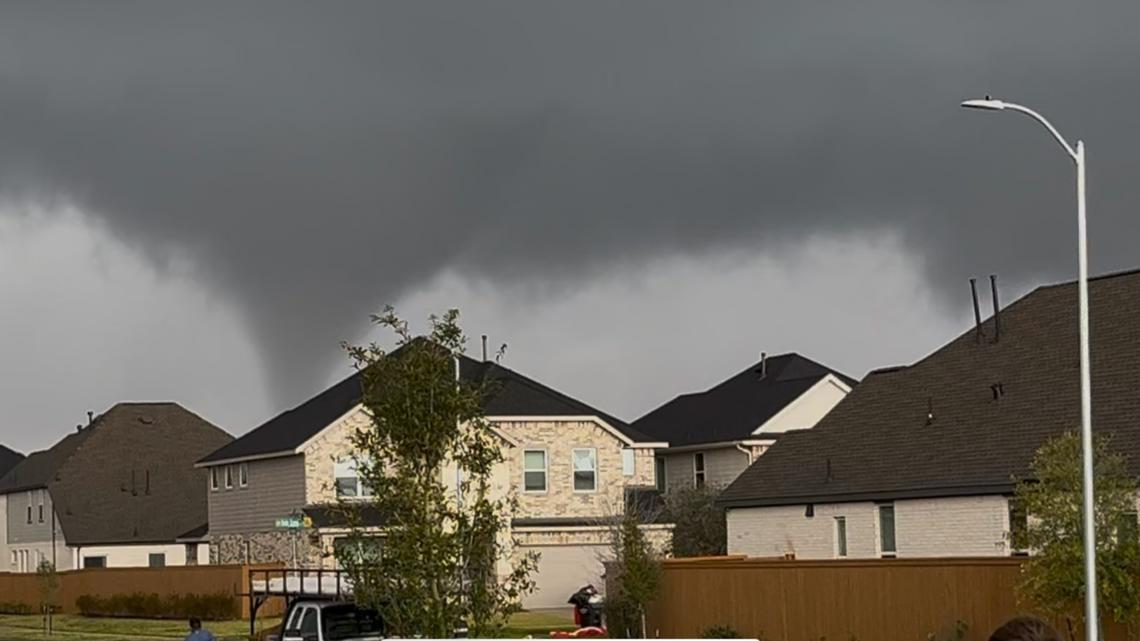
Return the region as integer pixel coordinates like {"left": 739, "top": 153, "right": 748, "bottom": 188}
{"left": 321, "top": 604, "right": 384, "bottom": 640}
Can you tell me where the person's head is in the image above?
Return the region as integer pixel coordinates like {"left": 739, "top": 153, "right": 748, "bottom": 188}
{"left": 189, "top": 617, "right": 202, "bottom": 631}
{"left": 988, "top": 616, "right": 1063, "bottom": 641}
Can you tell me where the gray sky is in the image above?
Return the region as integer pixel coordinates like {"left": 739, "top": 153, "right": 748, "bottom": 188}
{"left": 0, "top": 2, "right": 1135, "bottom": 452}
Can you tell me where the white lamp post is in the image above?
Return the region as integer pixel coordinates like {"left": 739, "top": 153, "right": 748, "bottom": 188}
{"left": 961, "top": 97, "right": 1095, "bottom": 640}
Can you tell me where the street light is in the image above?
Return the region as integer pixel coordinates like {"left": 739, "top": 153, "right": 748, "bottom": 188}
{"left": 961, "top": 97, "right": 1095, "bottom": 640}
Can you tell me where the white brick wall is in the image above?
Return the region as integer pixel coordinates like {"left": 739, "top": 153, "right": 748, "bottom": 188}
{"left": 727, "top": 495, "right": 1012, "bottom": 558}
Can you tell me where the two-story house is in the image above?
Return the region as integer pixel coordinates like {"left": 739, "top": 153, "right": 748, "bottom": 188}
{"left": 0, "top": 445, "right": 25, "bottom": 567}
{"left": 633, "top": 353, "right": 855, "bottom": 492}
{"left": 0, "top": 403, "right": 232, "bottom": 571}
{"left": 718, "top": 269, "right": 1140, "bottom": 560}
{"left": 197, "top": 353, "right": 669, "bottom": 609}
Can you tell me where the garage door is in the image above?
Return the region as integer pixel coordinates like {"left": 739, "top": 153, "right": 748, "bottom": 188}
{"left": 520, "top": 544, "right": 609, "bottom": 610}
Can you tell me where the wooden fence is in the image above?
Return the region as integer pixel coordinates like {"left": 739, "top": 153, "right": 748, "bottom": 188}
{"left": 0, "top": 563, "right": 284, "bottom": 620}
{"left": 643, "top": 556, "right": 1125, "bottom": 641}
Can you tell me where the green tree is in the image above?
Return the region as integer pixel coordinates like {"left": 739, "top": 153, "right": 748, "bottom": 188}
{"left": 1013, "top": 432, "right": 1140, "bottom": 633}
{"left": 338, "top": 307, "right": 536, "bottom": 637}
{"left": 605, "top": 513, "right": 662, "bottom": 638}
{"left": 36, "top": 560, "right": 59, "bottom": 635}
{"left": 664, "top": 484, "right": 727, "bottom": 557}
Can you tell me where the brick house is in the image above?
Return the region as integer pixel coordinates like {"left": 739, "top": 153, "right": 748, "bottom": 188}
{"left": 633, "top": 353, "right": 855, "bottom": 492}
{"left": 197, "top": 352, "right": 669, "bottom": 609}
{"left": 719, "top": 269, "right": 1140, "bottom": 559}
{"left": 0, "top": 403, "right": 232, "bottom": 571}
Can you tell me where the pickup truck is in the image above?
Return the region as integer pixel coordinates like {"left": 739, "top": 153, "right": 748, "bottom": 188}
{"left": 269, "top": 599, "right": 385, "bottom": 641}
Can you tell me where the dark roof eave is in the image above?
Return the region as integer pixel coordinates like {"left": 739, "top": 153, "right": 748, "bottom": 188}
{"left": 717, "top": 483, "right": 1016, "bottom": 509}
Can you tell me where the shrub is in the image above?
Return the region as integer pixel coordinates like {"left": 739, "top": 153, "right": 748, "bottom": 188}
{"left": 701, "top": 624, "right": 740, "bottom": 638}
{"left": 75, "top": 592, "right": 238, "bottom": 620}
{"left": 0, "top": 602, "right": 35, "bottom": 615}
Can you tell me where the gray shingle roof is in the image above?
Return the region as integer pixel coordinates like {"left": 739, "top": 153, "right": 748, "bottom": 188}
{"left": 1, "top": 403, "right": 234, "bottom": 545}
{"left": 719, "top": 268, "right": 1140, "bottom": 508}
{"left": 199, "top": 348, "right": 652, "bottom": 465}
{"left": 633, "top": 353, "right": 856, "bottom": 447}
{"left": 0, "top": 445, "right": 24, "bottom": 481}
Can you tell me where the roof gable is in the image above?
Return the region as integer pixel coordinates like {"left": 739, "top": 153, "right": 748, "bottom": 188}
{"left": 632, "top": 353, "right": 855, "bottom": 447}
{"left": 199, "top": 348, "right": 648, "bottom": 465}
{"left": 44, "top": 403, "right": 233, "bottom": 545}
{"left": 0, "top": 445, "right": 23, "bottom": 480}
{"left": 719, "top": 269, "right": 1140, "bottom": 508}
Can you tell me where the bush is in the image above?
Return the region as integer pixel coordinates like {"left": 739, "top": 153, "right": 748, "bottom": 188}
{"left": 75, "top": 592, "right": 238, "bottom": 620}
{"left": 701, "top": 625, "right": 740, "bottom": 638}
{"left": 0, "top": 602, "right": 35, "bottom": 615}
{"left": 603, "top": 594, "right": 642, "bottom": 639}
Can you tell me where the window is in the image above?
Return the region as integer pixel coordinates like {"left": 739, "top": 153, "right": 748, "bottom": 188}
{"left": 322, "top": 603, "right": 384, "bottom": 641}
{"left": 835, "top": 517, "right": 848, "bottom": 558}
{"left": 523, "top": 450, "right": 547, "bottom": 492}
{"left": 38, "top": 490, "right": 44, "bottom": 523}
{"left": 694, "top": 453, "right": 706, "bottom": 488}
{"left": 9, "top": 551, "right": 16, "bottom": 567}
{"left": 26, "top": 491, "right": 32, "bottom": 524}
{"left": 148, "top": 553, "right": 166, "bottom": 568}
{"left": 224, "top": 465, "right": 234, "bottom": 489}
{"left": 878, "top": 503, "right": 897, "bottom": 557}
{"left": 572, "top": 448, "right": 597, "bottom": 492}
{"left": 299, "top": 607, "right": 319, "bottom": 638}
{"left": 622, "top": 449, "right": 635, "bottom": 476}
{"left": 210, "top": 467, "right": 219, "bottom": 491}
{"left": 83, "top": 556, "right": 107, "bottom": 569}
{"left": 239, "top": 463, "right": 249, "bottom": 488}
{"left": 333, "top": 536, "right": 385, "bottom": 568}
{"left": 185, "top": 543, "right": 199, "bottom": 566}
{"left": 334, "top": 458, "right": 373, "bottom": 498}
{"left": 655, "top": 456, "right": 666, "bottom": 493}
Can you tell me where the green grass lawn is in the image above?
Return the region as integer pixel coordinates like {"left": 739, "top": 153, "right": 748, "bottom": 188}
{"left": 0, "top": 610, "right": 574, "bottom": 641}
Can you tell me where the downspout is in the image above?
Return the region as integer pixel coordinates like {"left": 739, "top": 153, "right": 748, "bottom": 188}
{"left": 51, "top": 508, "right": 56, "bottom": 569}
{"left": 734, "top": 443, "right": 754, "bottom": 466}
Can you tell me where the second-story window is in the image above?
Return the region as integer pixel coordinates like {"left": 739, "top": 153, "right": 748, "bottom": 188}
{"left": 25, "top": 491, "right": 32, "bottom": 524}
{"left": 37, "top": 490, "right": 44, "bottom": 523}
{"left": 239, "top": 463, "right": 249, "bottom": 488}
{"left": 523, "top": 450, "right": 547, "bottom": 492}
{"left": 224, "top": 465, "right": 234, "bottom": 490}
{"left": 622, "top": 449, "right": 635, "bottom": 476}
{"left": 655, "top": 456, "right": 666, "bottom": 493}
{"left": 572, "top": 448, "right": 597, "bottom": 492}
{"left": 694, "top": 452, "right": 706, "bottom": 488}
{"left": 210, "top": 467, "right": 220, "bottom": 491}
{"left": 335, "top": 458, "right": 374, "bottom": 498}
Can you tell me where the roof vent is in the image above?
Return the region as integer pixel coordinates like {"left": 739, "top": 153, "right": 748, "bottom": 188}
{"left": 970, "top": 278, "right": 984, "bottom": 343}
{"left": 138, "top": 416, "right": 154, "bottom": 425}
{"left": 990, "top": 275, "right": 1001, "bottom": 343}
{"left": 759, "top": 352, "right": 768, "bottom": 379}
{"left": 991, "top": 383, "right": 1005, "bottom": 401}
{"left": 86, "top": 411, "right": 94, "bottom": 425}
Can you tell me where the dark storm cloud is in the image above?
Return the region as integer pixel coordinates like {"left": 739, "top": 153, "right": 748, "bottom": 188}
{"left": 1, "top": 1, "right": 1136, "bottom": 405}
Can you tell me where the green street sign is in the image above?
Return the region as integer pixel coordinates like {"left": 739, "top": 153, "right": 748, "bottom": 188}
{"left": 275, "top": 517, "right": 303, "bottom": 529}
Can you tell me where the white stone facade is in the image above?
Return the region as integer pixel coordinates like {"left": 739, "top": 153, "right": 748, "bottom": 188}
{"left": 727, "top": 495, "right": 1012, "bottom": 559}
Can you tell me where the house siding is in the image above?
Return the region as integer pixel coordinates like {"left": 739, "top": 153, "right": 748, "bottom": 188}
{"left": 71, "top": 543, "right": 193, "bottom": 568}
{"left": 6, "top": 489, "right": 57, "bottom": 544}
{"left": 207, "top": 455, "right": 307, "bottom": 535}
{"left": 663, "top": 446, "right": 750, "bottom": 492}
{"left": 727, "top": 495, "right": 1012, "bottom": 558}
{"left": 757, "top": 377, "right": 850, "bottom": 434}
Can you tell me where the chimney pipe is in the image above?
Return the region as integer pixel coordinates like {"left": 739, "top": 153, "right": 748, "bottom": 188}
{"left": 481, "top": 335, "right": 488, "bottom": 362}
{"left": 759, "top": 352, "right": 768, "bottom": 378}
{"left": 86, "top": 411, "right": 93, "bottom": 425}
{"left": 990, "top": 274, "right": 1001, "bottom": 343}
{"left": 970, "top": 278, "right": 983, "bottom": 343}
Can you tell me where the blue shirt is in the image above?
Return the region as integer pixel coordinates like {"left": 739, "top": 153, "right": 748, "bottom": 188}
{"left": 185, "top": 629, "right": 217, "bottom": 641}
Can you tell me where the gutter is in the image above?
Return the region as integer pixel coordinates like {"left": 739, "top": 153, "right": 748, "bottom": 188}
{"left": 717, "top": 483, "right": 1017, "bottom": 509}
{"left": 734, "top": 443, "right": 754, "bottom": 465}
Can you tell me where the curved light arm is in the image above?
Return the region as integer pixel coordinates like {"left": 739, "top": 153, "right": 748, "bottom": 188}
{"left": 961, "top": 98, "right": 1078, "bottom": 163}
{"left": 1002, "top": 102, "right": 1079, "bottom": 163}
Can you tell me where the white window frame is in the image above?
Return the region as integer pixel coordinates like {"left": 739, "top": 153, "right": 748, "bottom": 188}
{"left": 834, "top": 516, "right": 848, "bottom": 558}
{"left": 622, "top": 449, "right": 635, "bottom": 477}
{"left": 334, "top": 457, "right": 374, "bottom": 499}
{"left": 655, "top": 456, "right": 667, "bottom": 493}
{"left": 38, "top": 489, "right": 45, "bottom": 523}
{"left": 210, "top": 467, "right": 219, "bottom": 491}
{"left": 148, "top": 553, "right": 166, "bottom": 568}
{"left": 224, "top": 465, "right": 234, "bottom": 490}
{"left": 571, "top": 448, "right": 598, "bottom": 493}
{"left": 239, "top": 463, "right": 249, "bottom": 488}
{"left": 877, "top": 503, "right": 897, "bottom": 558}
{"left": 10, "top": 551, "right": 16, "bottom": 567}
{"left": 522, "top": 449, "right": 548, "bottom": 493}
{"left": 26, "top": 491, "right": 32, "bottom": 524}
{"left": 693, "top": 452, "right": 706, "bottom": 488}
{"left": 82, "top": 555, "right": 107, "bottom": 569}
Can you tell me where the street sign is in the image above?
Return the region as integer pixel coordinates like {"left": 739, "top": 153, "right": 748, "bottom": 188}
{"left": 275, "top": 516, "right": 303, "bottom": 529}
